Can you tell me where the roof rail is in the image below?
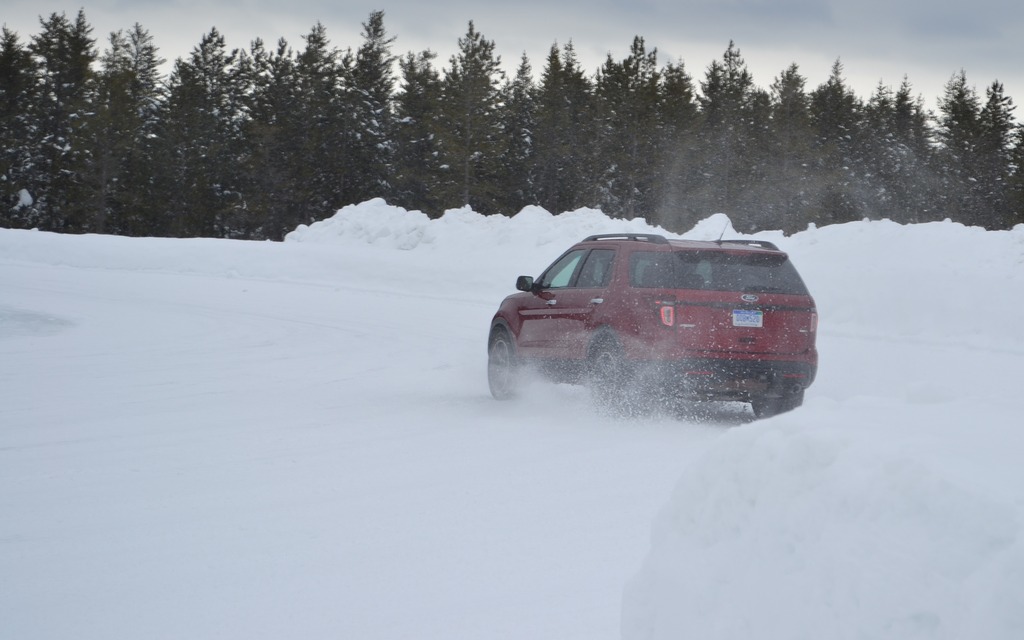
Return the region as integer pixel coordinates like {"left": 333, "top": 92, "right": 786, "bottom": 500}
{"left": 583, "top": 233, "right": 669, "bottom": 244}
{"left": 718, "top": 239, "right": 780, "bottom": 251}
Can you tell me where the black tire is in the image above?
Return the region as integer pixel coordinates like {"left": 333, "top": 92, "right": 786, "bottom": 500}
{"left": 587, "top": 336, "right": 633, "bottom": 414}
{"left": 487, "top": 327, "right": 519, "bottom": 400}
{"left": 751, "top": 389, "right": 805, "bottom": 419}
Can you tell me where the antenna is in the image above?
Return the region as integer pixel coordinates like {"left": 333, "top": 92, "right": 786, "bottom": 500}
{"left": 716, "top": 220, "right": 728, "bottom": 244}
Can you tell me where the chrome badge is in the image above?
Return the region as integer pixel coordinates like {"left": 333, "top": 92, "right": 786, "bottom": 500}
{"left": 741, "top": 294, "right": 759, "bottom": 303}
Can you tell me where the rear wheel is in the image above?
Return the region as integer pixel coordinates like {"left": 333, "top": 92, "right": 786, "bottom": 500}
{"left": 751, "top": 389, "right": 805, "bottom": 419}
{"left": 487, "top": 328, "right": 519, "bottom": 400}
{"left": 587, "top": 336, "right": 634, "bottom": 413}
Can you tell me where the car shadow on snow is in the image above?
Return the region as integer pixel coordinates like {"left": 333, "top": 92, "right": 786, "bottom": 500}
{"left": 593, "top": 397, "right": 757, "bottom": 426}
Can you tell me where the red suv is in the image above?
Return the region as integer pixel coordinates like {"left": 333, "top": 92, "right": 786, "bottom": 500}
{"left": 487, "top": 233, "right": 818, "bottom": 418}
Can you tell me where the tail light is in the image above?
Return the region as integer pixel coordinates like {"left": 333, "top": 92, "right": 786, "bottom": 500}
{"left": 659, "top": 305, "right": 675, "bottom": 327}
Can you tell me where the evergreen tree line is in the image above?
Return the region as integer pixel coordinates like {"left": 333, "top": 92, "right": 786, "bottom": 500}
{"left": 2, "top": 10, "right": 1022, "bottom": 240}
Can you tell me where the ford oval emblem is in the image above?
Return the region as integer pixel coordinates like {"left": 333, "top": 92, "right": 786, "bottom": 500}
{"left": 741, "top": 294, "right": 759, "bottom": 303}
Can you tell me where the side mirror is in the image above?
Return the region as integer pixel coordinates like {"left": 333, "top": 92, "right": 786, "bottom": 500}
{"left": 516, "top": 275, "right": 535, "bottom": 292}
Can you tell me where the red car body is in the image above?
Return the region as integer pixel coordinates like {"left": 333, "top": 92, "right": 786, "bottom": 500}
{"left": 487, "top": 233, "right": 818, "bottom": 418}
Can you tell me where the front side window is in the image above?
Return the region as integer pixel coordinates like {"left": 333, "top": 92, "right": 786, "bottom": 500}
{"left": 538, "top": 249, "right": 586, "bottom": 288}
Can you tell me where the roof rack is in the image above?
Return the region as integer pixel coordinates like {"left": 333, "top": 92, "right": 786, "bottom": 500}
{"left": 718, "top": 239, "right": 780, "bottom": 251}
{"left": 583, "top": 233, "right": 669, "bottom": 244}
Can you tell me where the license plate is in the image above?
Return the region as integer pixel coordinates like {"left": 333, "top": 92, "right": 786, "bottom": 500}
{"left": 732, "top": 309, "right": 763, "bottom": 328}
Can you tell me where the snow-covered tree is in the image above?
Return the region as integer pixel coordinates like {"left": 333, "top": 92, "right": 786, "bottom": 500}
{"left": 435, "top": 21, "right": 506, "bottom": 213}
{"left": 532, "top": 41, "right": 595, "bottom": 215}
{"left": 0, "top": 27, "right": 39, "bottom": 228}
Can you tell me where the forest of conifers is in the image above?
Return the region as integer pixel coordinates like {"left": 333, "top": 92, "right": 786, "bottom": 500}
{"left": 1, "top": 10, "right": 1022, "bottom": 240}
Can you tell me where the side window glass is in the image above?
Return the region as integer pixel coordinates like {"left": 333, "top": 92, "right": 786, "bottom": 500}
{"left": 539, "top": 250, "right": 586, "bottom": 289}
{"left": 576, "top": 249, "right": 615, "bottom": 288}
{"left": 630, "top": 251, "right": 672, "bottom": 288}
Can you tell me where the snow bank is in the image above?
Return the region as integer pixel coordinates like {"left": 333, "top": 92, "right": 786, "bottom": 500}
{"left": 621, "top": 417, "right": 1024, "bottom": 639}
{"left": 285, "top": 198, "right": 672, "bottom": 257}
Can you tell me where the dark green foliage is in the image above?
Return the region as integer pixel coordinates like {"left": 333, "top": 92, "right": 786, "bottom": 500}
{"left": 157, "top": 28, "right": 250, "bottom": 237}
{"left": 932, "top": 70, "right": 1020, "bottom": 228}
{"left": 0, "top": 27, "right": 39, "bottom": 226}
{"left": 764, "top": 64, "right": 815, "bottom": 232}
{"left": 593, "top": 37, "right": 662, "bottom": 220}
{"left": 242, "top": 36, "right": 307, "bottom": 240}
{"left": 808, "top": 59, "right": 863, "bottom": 226}
{"left": 1008, "top": 124, "right": 1024, "bottom": 226}
{"left": 349, "top": 11, "right": 397, "bottom": 204}
{"left": 532, "top": 42, "right": 595, "bottom": 215}
{"left": 23, "top": 11, "right": 98, "bottom": 232}
{"left": 498, "top": 53, "right": 537, "bottom": 213}
{"left": 1, "top": 10, "right": 1021, "bottom": 236}
{"left": 392, "top": 50, "right": 444, "bottom": 216}
{"left": 434, "top": 21, "right": 507, "bottom": 214}
{"left": 293, "top": 23, "right": 355, "bottom": 225}
{"left": 689, "top": 42, "right": 774, "bottom": 231}
{"left": 87, "top": 24, "right": 165, "bottom": 235}
{"left": 653, "top": 58, "right": 701, "bottom": 231}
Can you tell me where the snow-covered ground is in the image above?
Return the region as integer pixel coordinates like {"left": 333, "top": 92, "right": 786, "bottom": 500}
{"left": 2, "top": 200, "right": 1023, "bottom": 639}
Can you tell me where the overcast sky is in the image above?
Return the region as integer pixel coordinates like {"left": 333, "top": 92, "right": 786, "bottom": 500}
{"left": 4, "top": 1, "right": 1023, "bottom": 113}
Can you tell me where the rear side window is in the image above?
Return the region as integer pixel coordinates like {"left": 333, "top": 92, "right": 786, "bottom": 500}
{"left": 575, "top": 249, "right": 615, "bottom": 288}
{"left": 630, "top": 250, "right": 809, "bottom": 295}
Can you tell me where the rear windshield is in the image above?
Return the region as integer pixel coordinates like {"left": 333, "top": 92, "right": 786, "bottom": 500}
{"left": 630, "top": 250, "right": 809, "bottom": 295}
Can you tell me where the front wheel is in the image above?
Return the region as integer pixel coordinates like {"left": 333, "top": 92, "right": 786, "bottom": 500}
{"left": 487, "top": 328, "right": 519, "bottom": 400}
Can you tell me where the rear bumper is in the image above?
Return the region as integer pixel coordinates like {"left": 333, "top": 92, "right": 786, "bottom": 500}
{"left": 638, "top": 356, "right": 817, "bottom": 401}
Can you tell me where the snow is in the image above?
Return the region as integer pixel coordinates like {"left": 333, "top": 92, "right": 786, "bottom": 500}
{"left": 2, "top": 199, "right": 1023, "bottom": 639}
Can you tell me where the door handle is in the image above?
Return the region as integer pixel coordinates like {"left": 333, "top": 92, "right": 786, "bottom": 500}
{"left": 590, "top": 298, "right": 604, "bottom": 304}
{"left": 546, "top": 299, "right": 558, "bottom": 306}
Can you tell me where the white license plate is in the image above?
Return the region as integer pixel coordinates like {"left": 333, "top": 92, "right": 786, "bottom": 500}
{"left": 732, "top": 309, "right": 763, "bottom": 328}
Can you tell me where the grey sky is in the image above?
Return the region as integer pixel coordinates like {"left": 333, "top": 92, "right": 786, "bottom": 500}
{"left": 4, "top": 1, "right": 1023, "bottom": 112}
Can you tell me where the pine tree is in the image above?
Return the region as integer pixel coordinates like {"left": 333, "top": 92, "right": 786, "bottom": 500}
{"left": 26, "top": 10, "right": 98, "bottom": 232}
{"left": 593, "top": 36, "right": 662, "bottom": 219}
{"left": 976, "top": 80, "right": 1016, "bottom": 228}
{"left": 499, "top": 53, "right": 537, "bottom": 212}
{"left": 888, "top": 77, "right": 938, "bottom": 222}
{"left": 533, "top": 41, "right": 595, "bottom": 214}
{"left": 349, "top": 11, "right": 397, "bottom": 203}
{"left": 85, "top": 24, "right": 165, "bottom": 235}
{"left": 693, "top": 41, "right": 765, "bottom": 228}
{"left": 243, "top": 36, "right": 310, "bottom": 239}
{"left": 292, "top": 22, "right": 352, "bottom": 223}
{"left": 1007, "top": 124, "right": 1024, "bottom": 226}
{"left": 653, "top": 59, "right": 701, "bottom": 231}
{"left": 857, "top": 79, "right": 937, "bottom": 223}
{"left": 809, "top": 58, "right": 863, "bottom": 225}
{"left": 935, "top": 70, "right": 985, "bottom": 225}
{"left": 765, "top": 63, "right": 815, "bottom": 231}
{"left": 157, "top": 28, "right": 249, "bottom": 237}
{"left": 435, "top": 21, "right": 506, "bottom": 213}
{"left": 0, "top": 27, "right": 39, "bottom": 228}
{"left": 859, "top": 81, "right": 899, "bottom": 217}
{"left": 392, "top": 50, "right": 443, "bottom": 216}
